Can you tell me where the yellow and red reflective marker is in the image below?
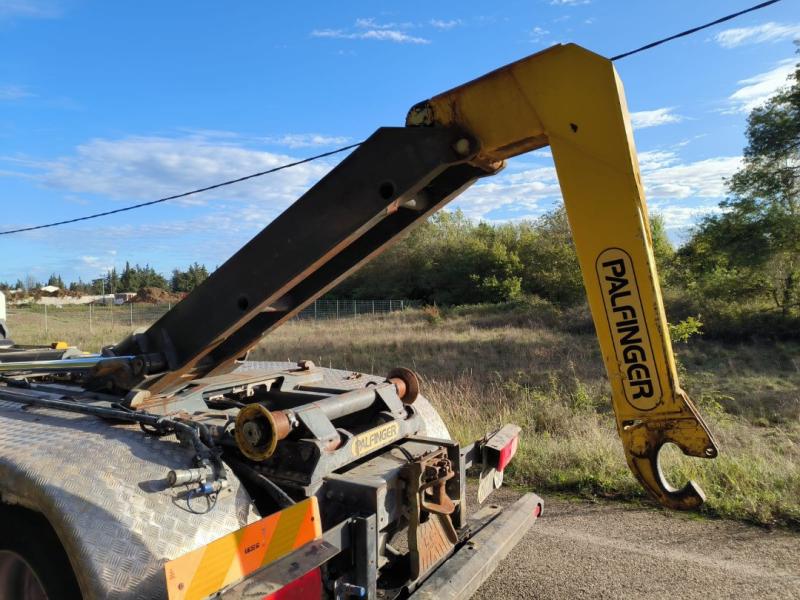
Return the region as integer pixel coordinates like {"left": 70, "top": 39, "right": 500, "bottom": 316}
{"left": 165, "top": 498, "right": 321, "bottom": 600}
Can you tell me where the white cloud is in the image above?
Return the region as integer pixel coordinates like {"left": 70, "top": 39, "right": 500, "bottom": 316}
{"left": 550, "top": 0, "right": 590, "bottom": 5}
{"left": 452, "top": 166, "right": 560, "bottom": 219}
{"left": 1, "top": 134, "right": 334, "bottom": 210}
{"left": 311, "top": 28, "right": 429, "bottom": 44}
{"left": 354, "top": 17, "right": 413, "bottom": 30}
{"left": 450, "top": 150, "right": 740, "bottom": 228}
{"left": 639, "top": 151, "right": 741, "bottom": 199}
{"left": 648, "top": 203, "right": 721, "bottom": 232}
{"left": 312, "top": 18, "right": 429, "bottom": 44}
{"left": 0, "top": 134, "right": 350, "bottom": 280}
{"left": 530, "top": 26, "right": 549, "bottom": 42}
{"left": 637, "top": 150, "right": 679, "bottom": 171}
{"left": 714, "top": 21, "right": 800, "bottom": 48}
{"left": 0, "top": 84, "right": 34, "bottom": 100}
{"left": 261, "top": 133, "right": 351, "bottom": 148}
{"left": 80, "top": 254, "right": 115, "bottom": 274}
{"left": 725, "top": 59, "right": 795, "bottom": 113}
{"left": 430, "top": 19, "right": 461, "bottom": 30}
{"left": 0, "top": 0, "right": 60, "bottom": 19}
{"left": 629, "top": 107, "right": 684, "bottom": 129}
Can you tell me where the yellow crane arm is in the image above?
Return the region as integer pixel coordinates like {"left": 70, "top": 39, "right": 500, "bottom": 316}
{"left": 407, "top": 43, "right": 718, "bottom": 509}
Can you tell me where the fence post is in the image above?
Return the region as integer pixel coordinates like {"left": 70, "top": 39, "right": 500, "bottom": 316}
{"left": 44, "top": 303, "right": 48, "bottom": 337}
{"left": 336, "top": 299, "right": 339, "bottom": 319}
{"left": 400, "top": 300, "right": 404, "bottom": 311}
{"left": 89, "top": 303, "right": 93, "bottom": 333}
{"left": 354, "top": 300, "right": 357, "bottom": 318}
{"left": 129, "top": 303, "right": 133, "bottom": 327}
{"left": 314, "top": 300, "right": 317, "bottom": 320}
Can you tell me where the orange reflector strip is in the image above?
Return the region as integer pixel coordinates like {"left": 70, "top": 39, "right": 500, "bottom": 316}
{"left": 165, "top": 498, "right": 322, "bottom": 600}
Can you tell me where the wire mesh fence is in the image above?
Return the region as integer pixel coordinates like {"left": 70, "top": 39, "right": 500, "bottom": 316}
{"left": 6, "top": 299, "right": 418, "bottom": 340}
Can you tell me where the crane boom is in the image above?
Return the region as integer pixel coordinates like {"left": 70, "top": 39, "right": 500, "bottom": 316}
{"left": 101, "top": 43, "right": 716, "bottom": 510}
{"left": 406, "top": 43, "right": 718, "bottom": 509}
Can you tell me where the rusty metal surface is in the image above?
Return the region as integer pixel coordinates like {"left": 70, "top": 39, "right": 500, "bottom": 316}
{"left": 407, "top": 448, "right": 459, "bottom": 581}
{"left": 409, "top": 493, "right": 543, "bottom": 600}
{"left": 110, "top": 128, "right": 484, "bottom": 395}
{"left": 237, "top": 361, "right": 450, "bottom": 440}
{"left": 0, "top": 396, "right": 258, "bottom": 600}
{"left": 0, "top": 363, "right": 449, "bottom": 599}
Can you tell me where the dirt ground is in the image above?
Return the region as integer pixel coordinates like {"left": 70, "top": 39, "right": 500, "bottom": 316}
{"left": 474, "top": 488, "right": 800, "bottom": 600}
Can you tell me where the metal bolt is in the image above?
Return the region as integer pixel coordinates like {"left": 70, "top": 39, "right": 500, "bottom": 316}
{"left": 453, "top": 138, "right": 471, "bottom": 156}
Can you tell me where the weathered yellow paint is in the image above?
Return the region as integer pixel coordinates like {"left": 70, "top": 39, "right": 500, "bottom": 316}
{"left": 351, "top": 421, "right": 400, "bottom": 457}
{"left": 408, "top": 43, "right": 718, "bottom": 509}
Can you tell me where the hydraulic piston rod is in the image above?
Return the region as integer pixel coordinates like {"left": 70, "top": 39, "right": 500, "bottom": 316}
{"left": 0, "top": 355, "right": 121, "bottom": 374}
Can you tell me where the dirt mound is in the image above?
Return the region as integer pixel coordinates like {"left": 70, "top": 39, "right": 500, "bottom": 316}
{"left": 133, "top": 287, "right": 183, "bottom": 304}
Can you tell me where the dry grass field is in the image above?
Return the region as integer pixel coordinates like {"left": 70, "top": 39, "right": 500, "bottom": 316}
{"left": 253, "top": 301, "right": 800, "bottom": 528}
{"left": 8, "top": 300, "right": 800, "bottom": 527}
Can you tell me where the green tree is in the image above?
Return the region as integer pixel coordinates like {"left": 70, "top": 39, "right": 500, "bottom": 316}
{"left": 171, "top": 263, "right": 210, "bottom": 293}
{"left": 649, "top": 214, "right": 675, "bottom": 274}
{"left": 679, "top": 56, "right": 799, "bottom": 315}
{"left": 517, "top": 208, "right": 584, "bottom": 306}
{"left": 47, "top": 273, "right": 65, "bottom": 288}
{"left": 106, "top": 268, "right": 120, "bottom": 293}
{"left": 118, "top": 263, "right": 168, "bottom": 292}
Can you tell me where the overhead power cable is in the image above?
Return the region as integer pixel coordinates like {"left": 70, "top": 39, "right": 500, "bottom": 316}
{"left": 0, "top": 142, "right": 363, "bottom": 235}
{"left": 610, "top": 0, "right": 783, "bottom": 61}
{"left": 0, "top": 0, "right": 784, "bottom": 236}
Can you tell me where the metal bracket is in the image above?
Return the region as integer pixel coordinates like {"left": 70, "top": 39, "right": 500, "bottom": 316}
{"left": 405, "top": 448, "right": 459, "bottom": 582}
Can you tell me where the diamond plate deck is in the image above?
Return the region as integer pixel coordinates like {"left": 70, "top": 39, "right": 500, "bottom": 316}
{"left": 0, "top": 362, "right": 448, "bottom": 599}
{"left": 0, "top": 394, "right": 260, "bottom": 599}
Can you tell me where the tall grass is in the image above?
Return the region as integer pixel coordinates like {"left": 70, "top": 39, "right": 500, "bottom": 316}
{"left": 9, "top": 300, "right": 800, "bottom": 527}
{"left": 252, "top": 301, "right": 800, "bottom": 528}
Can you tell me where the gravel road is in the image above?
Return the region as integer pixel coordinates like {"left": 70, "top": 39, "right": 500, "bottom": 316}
{"left": 474, "top": 489, "right": 800, "bottom": 600}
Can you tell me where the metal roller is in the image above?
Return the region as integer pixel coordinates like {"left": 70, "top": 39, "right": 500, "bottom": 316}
{"left": 234, "top": 368, "right": 420, "bottom": 461}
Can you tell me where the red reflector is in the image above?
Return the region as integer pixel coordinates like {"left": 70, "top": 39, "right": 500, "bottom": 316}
{"left": 263, "top": 568, "right": 322, "bottom": 600}
{"left": 496, "top": 434, "right": 519, "bottom": 472}
{"left": 534, "top": 503, "right": 542, "bottom": 518}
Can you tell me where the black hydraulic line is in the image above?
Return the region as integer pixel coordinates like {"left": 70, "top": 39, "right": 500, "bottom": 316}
{"left": 0, "top": 390, "right": 169, "bottom": 427}
{"left": 611, "top": 0, "right": 784, "bottom": 61}
{"left": 0, "top": 142, "right": 363, "bottom": 236}
{"left": 0, "top": 3, "right": 783, "bottom": 237}
{"left": 0, "top": 389, "right": 219, "bottom": 467}
{"left": 225, "top": 456, "right": 296, "bottom": 508}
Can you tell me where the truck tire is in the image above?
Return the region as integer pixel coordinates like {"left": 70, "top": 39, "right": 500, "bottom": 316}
{"left": 0, "top": 505, "right": 82, "bottom": 600}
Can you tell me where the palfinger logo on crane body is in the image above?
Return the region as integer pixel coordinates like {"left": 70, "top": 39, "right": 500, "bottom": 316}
{"left": 351, "top": 422, "right": 400, "bottom": 457}
{"left": 596, "top": 248, "right": 662, "bottom": 411}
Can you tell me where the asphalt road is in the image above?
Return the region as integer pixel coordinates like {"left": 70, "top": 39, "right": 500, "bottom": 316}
{"left": 474, "top": 489, "right": 800, "bottom": 600}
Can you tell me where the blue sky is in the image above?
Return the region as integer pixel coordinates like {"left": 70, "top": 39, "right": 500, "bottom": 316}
{"left": 1, "top": 0, "right": 798, "bottom": 285}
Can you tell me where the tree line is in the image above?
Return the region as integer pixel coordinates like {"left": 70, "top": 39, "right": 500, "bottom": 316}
{"left": 0, "top": 262, "right": 210, "bottom": 295}
{"left": 2, "top": 57, "right": 797, "bottom": 339}
{"left": 334, "top": 55, "right": 800, "bottom": 340}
